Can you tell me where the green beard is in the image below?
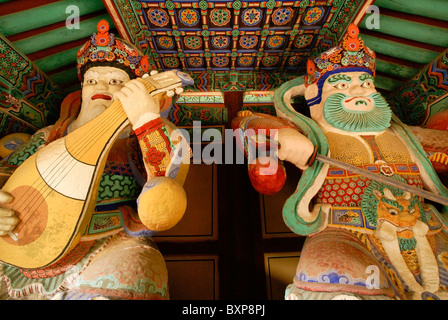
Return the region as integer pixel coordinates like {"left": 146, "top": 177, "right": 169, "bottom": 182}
{"left": 322, "top": 92, "right": 392, "bottom": 132}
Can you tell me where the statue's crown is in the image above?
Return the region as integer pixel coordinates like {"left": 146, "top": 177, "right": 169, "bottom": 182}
{"left": 76, "top": 20, "right": 150, "bottom": 80}
{"left": 305, "top": 24, "right": 376, "bottom": 87}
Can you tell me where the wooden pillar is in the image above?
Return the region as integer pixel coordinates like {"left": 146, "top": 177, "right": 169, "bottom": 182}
{"left": 222, "top": 90, "right": 244, "bottom": 128}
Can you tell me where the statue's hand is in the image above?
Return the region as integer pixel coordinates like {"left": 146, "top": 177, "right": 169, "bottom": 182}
{"left": 113, "top": 79, "right": 160, "bottom": 129}
{"left": 0, "top": 190, "right": 19, "bottom": 237}
{"left": 276, "top": 127, "right": 315, "bottom": 170}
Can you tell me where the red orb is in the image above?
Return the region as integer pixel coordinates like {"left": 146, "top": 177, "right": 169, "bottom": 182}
{"left": 248, "top": 157, "right": 287, "bottom": 195}
{"left": 426, "top": 109, "right": 448, "bottom": 131}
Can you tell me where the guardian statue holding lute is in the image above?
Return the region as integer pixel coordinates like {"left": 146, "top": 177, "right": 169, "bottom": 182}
{"left": 0, "top": 20, "right": 192, "bottom": 300}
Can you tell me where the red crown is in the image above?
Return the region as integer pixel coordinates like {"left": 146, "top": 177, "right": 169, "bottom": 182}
{"left": 77, "top": 20, "right": 150, "bottom": 80}
{"left": 305, "top": 24, "right": 376, "bottom": 86}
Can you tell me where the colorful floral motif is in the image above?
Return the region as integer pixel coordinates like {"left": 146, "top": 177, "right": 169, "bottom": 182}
{"left": 266, "top": 35, "right": 285, "bottom": 49}
{"left": 262, "top": 56, "right": 279, "bottom": 67}
{"left": 239, "top": 35, "right": 258, "bottom": 49}
{"left": 288, "top": 55, "right": 301, "bottom": 66}
{"left": 213, "top": 56, "right": 229, "bottom": 67}
{"left": 210, "top": 8, "right": 231, "bottom": 26}
{"left": 188, "top": 56, "right": 204, "bottom": 67}
{"left": 212, "top": 36, "right": 230, "bottom": 49}
{"left": 184, "top": 36, "right": 202, "bottom": 50}
{"left": 179, "top": 8, "right": 200, "bottom": 27}
{"left": 388, "top": 50, "right": 448, "bottom": 125}
{"left": 303, "top": 7, "right": 324, "bottom": 25}
{"left": 156, "top": 36, "right": 175, "bottom": 50}
{"left": 238, "top": 56, "right": 254, "bottom": 66}
{"left": 241, "top": 8, "right": 262, "bottom": 26}
{"left": 147, "top": 8, "right": 169, "bottom": 27}
{"left": 294, "top": 34, "right": 313, "bottom": 48}
{"left": 272, "top": 7, "right": 294, "bottom": 26}
{"left": 162, "top": 57, "right": 180, "bottom": 68}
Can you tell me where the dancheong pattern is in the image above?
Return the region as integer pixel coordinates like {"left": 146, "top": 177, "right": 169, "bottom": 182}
{"left": 111, "top": 0, "right": 361, "bottom": 87}
{"left": 0, "top": 34, "right": 64, "bottom": 137}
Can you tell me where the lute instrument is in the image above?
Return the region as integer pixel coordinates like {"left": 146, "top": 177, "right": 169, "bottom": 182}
{"left": 0, "top": 70, "right": 193, "bottom": 269}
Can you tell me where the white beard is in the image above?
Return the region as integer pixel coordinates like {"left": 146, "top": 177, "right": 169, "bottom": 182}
{"left": 68, "top": 99, "right": 112, "bottom": 133}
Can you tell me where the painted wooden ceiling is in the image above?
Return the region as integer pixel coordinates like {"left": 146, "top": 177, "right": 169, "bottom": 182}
{"left": 0, "top": 0, "right": 447, "bottom": 135}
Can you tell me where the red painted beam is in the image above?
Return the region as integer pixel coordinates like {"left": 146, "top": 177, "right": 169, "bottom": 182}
{"left": 0, "top": 0, "right": 59, "bottom": 16}
{"left": 361, "top": 29, "right": 446, "bottom": 53}
{"left": 6, "top": 10, "right": 107, "bottom": 43}
{"left": 375, "top": 52, "right": 425, "bottom": 70}
{"left": 379, "top": 7, "right": 448, "bottom": 29}
{"left": 26, "top": 37, "right": 88, "bottom": 61}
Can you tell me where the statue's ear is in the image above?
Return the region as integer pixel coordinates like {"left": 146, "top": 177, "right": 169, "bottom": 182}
{"left": 304, "top": 83, "right": 318, "bottom": 101}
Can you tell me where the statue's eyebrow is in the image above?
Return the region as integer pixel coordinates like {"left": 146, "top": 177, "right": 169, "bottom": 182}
{"left": 359, "top": 73, "right": 374, "bottom": 82}
{"left": 83, "top": 70, "right": 99, "bottom": 79}
{"left": 105, "top": 71, "right": 128, "bottom": 80}
{"left": 327, "top": 74, "right": 352, "bottom": 84}
{"left": 381, "top": 197, "right": 403, "bottom": 211}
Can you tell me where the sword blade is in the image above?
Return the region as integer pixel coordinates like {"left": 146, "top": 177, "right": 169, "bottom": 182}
{"left": 315, "top": 154, "right": 448, "bottom": 207}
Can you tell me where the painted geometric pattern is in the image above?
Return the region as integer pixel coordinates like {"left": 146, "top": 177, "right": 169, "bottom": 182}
{"left": 137, "top": 0, "right": 342, "bottom": 74}
{"left": 109, "top": 0, "right": 366, "bottom": 92}
{"left": 387, "top": 49, "right": 448, "bottom": 126}
{"left": 0, "top": 34, "right": 64, "bottom": 137}
{"left": 168, "top": 103, "right": 227, "bottom": 126}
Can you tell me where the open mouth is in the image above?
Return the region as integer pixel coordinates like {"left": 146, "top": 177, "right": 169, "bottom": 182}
{"left": 91, "top": 94, "right": 112, "bottom": 101}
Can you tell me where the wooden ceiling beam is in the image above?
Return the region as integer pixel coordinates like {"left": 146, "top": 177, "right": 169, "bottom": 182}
{"left": 375, "top": 52, "right": 425, "bottom": 70}
{"left": 29, "top": 25, "right": 117, "bottom": 64}
{"left": 378, "top": 7, "right": 448, "bottom": 29}
{"left": 374, "top": 72, "right": 404, "bottom": 92}
{"left": 6, "top": 11, "right": 108, "bottom": 42}
{"left": 9, "top": 13, "right": 113, "bottom": 55}
{"left": 360, "top": 31, "right": 443, "bottom": 65}
{"left": 360, "top": 30, "right": 446, "bottom": 54}
{"left": 374, "top": 0, "right": 448, "bottom": 22}
{"left": 34, "top": 46, "right": 82, "bottom": 74}
{"left": 0, "top": 0, "right": 107, "bottom": 37}
{"left": 375, "top": 59, "right": 419, "bottom": 80}
{"left": 360, "top": 12, "right": 448, "bottom": 47}
{"left": 27, "top": 37, "right": 90, "bottom": 61}
{"left": 48, "top": 66, "right": 77, "bottom": 86}
{"left": 0, "top": 0, "right": 59, "bottom": 16}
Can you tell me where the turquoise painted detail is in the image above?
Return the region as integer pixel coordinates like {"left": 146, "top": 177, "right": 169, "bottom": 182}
{"left": 97, "top": 174, "right": 140, "bottom": 202}
{"left": 6, "top": 131, "right": 45, "bottom": 166}
{"left": 274, "top": 76, "right": 329, "bottom": 236}
{"left": 327, "top": 74, "right": 352, "bottom": 84}
{"left": 398, "top": 237, "right": 417, "bottom": 251}
{"left": 88, "top": 212, "right": 123, "bottom": 235}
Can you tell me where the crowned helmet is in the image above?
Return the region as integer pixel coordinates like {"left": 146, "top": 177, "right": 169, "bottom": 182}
{"left": 305, "top": 24, "right": 376, "bottom": 106}
{"left": 77, "top": 20, "right": 150, "bottom": 81}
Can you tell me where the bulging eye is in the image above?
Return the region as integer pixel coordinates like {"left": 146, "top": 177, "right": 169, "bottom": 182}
{"left": 361, "top": 81, "right": 373, "bottom": 88}
{"left": 109, "top": 79, "right": 124, "bottom": 85}
{"left": 85, "top": 79, "right": 97, "bottom": 85}
{"left": 388, "top": 208, "right": 398, "bottom": 215}
{"left": 334, "top": 82, "right": 349, "bottom": 89}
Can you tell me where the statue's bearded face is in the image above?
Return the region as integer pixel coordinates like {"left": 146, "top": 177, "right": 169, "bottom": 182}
{"left": 317, "top": 72, "right": 392, "bottom": 132}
